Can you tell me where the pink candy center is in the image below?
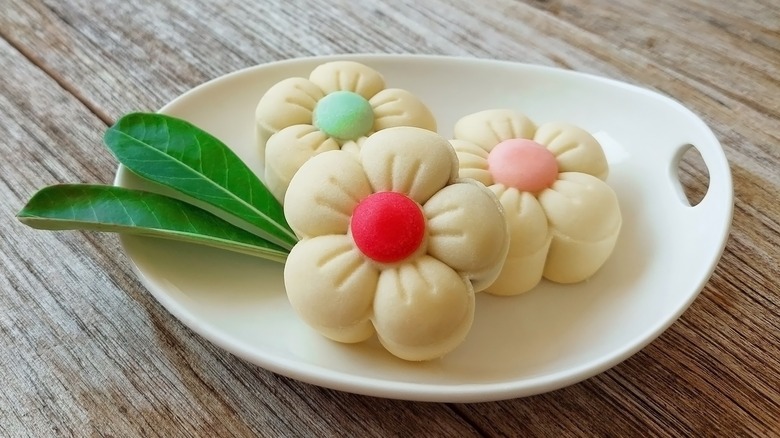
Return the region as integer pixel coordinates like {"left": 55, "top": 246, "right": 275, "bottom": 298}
{"left": 351, "top": 192, "right": 425, "bottom": 263}
{"left": 487, "top": 139, "right": 559, "bottom": 192}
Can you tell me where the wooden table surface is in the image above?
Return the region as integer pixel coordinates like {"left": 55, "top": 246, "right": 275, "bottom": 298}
{"left": 2, "top": 0, "right": 778, "bottom": 436}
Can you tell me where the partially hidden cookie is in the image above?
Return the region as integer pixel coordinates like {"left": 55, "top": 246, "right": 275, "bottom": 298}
{"left": 255, "top": 61, "right": 437, "bottom": 203}
{"left": 452, "top": 109, "right": 622, "bottom": 295}
{"left": 283, "top": 126, "right": 509, "bottom": 361}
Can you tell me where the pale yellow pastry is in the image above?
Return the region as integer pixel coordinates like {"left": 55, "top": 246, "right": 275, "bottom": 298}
{"left": 452, "top": 109, "right": 622, "bottom": 295}
{"left": 283, "top": 127, "right": 509, "bottom": 361}
{"left": 255, "top": 61, "right": 437, "bottom": 203}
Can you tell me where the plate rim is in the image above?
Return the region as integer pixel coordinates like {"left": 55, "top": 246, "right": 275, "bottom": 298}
{"left": 116, "top": 53, "right": 734, "bottom": 402}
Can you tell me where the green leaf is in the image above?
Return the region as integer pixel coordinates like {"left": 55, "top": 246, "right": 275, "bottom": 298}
{"left": 17, "top": 184, "right": 288, "bottom": 263}
{"left": 104, "top": 112, "right": 297, "bottom": 250}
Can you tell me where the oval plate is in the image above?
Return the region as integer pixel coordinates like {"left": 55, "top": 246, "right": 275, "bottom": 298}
{"left": 116, "top": 54, "right": 733, "bottom": 402}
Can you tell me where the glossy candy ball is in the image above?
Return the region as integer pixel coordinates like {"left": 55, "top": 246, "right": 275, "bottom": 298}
{"left": 488, "top": 139, "right": 559, "bottom": 193}
{"left": 313, "top": 91, "right": 374, "bottom": 141}
{"left": 351, "top": 191, "right": 425, "bottom": 263}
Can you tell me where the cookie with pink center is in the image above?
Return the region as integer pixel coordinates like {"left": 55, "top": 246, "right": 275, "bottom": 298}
{"left": 283, "top": 126, "right": 509, "bottom": 361}
{"left": 255, "top": 61, "right": 437, "bottom": 203}
{"left": 452, "top": 109, "right": 622, "bottom": 295}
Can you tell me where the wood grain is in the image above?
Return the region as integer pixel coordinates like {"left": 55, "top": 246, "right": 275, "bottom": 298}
{"left": 1, "top": 0, "right": 778, "bottom": 436}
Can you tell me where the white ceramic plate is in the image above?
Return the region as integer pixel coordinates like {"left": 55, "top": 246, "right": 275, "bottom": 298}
{"left": 116, "top": 54, "right": 733, "bottom": 402}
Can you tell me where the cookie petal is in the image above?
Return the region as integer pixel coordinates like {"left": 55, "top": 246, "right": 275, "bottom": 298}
{"left": 372, "top": 255, "right": 474, "bottom": 361}
{"left": 284, "top": 150, "right": 372, "bottom": 238}
{"left": 484, "top": 186, "right": 552, "bottom": 295}
{"left": 453, "top": 109, "right": 536, "bottom": 151}
{"left": 285, "top": 235, "right": 378, "bottom": 343}
{"left": 361, "top": 127, "right": 457, "bottom": 204}
{"left": 309, "top": 61, "right": 386, "bottom": 99}
{"left": 538, "top": 172, "right": 622, "bottom": 283}
{"left": 451, "top": 139, "right": 493, "bottom": 187}
{"left": 255, "top": 78, "right": 324, "bottom": 149}
{"left": 339, "top": 137, "right": 366, "bottom": 156}
{"left": 265, "top": 125, "right": 340, "bottom": 203}
{"left": 424, "top": 181, "right": 508, "bottom": 291}
{"left": 534, "top": 122, "right": 609, "bottom": 179}
{"left": 370, "top": 88, "right": 437, "bottom": 132}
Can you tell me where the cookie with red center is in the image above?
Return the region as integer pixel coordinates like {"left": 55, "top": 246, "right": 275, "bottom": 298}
{"left": 282, "top": 126, "right": 510, "bottom": 361}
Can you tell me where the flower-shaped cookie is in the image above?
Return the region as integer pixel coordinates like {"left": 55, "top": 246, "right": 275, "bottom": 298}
{"left": 283, "top": 127, "right": 509, "bottom": 361}
{"left": 255, "top": 61, "right": 437, "bottom": 203}
{"left": 452, "top": 109, "right": 622, "bottom": 295}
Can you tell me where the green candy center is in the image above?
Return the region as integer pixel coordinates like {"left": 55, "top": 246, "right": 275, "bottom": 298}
{"left": 313, "top": 91, "right": 374, "bottom": 141}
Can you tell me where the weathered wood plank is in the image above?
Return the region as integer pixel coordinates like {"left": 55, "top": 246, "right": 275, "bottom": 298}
{"left": 1, "top": 0, "right": 779, "bottom": 435}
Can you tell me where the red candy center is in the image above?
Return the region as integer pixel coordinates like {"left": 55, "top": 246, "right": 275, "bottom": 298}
{"left": 487, "top": 139, "right": 559, "bottom": 193}
{"left": 351, "top": 191, "right": 425, "bottom": 263}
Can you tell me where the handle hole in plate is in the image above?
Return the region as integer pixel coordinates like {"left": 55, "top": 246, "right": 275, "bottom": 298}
{"left": 673, "top": 144, "right": 710, "bottom": 206}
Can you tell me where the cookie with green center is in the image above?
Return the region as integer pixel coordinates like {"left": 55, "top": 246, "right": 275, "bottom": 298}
{"left": 255, "top": 61, "right": 437, "bottom": 203}
{"left": 282, "top": 127, "right": 509, "bottom": 361}
{"left": 451, "top": 109, "right": 622, "bottom": 295}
